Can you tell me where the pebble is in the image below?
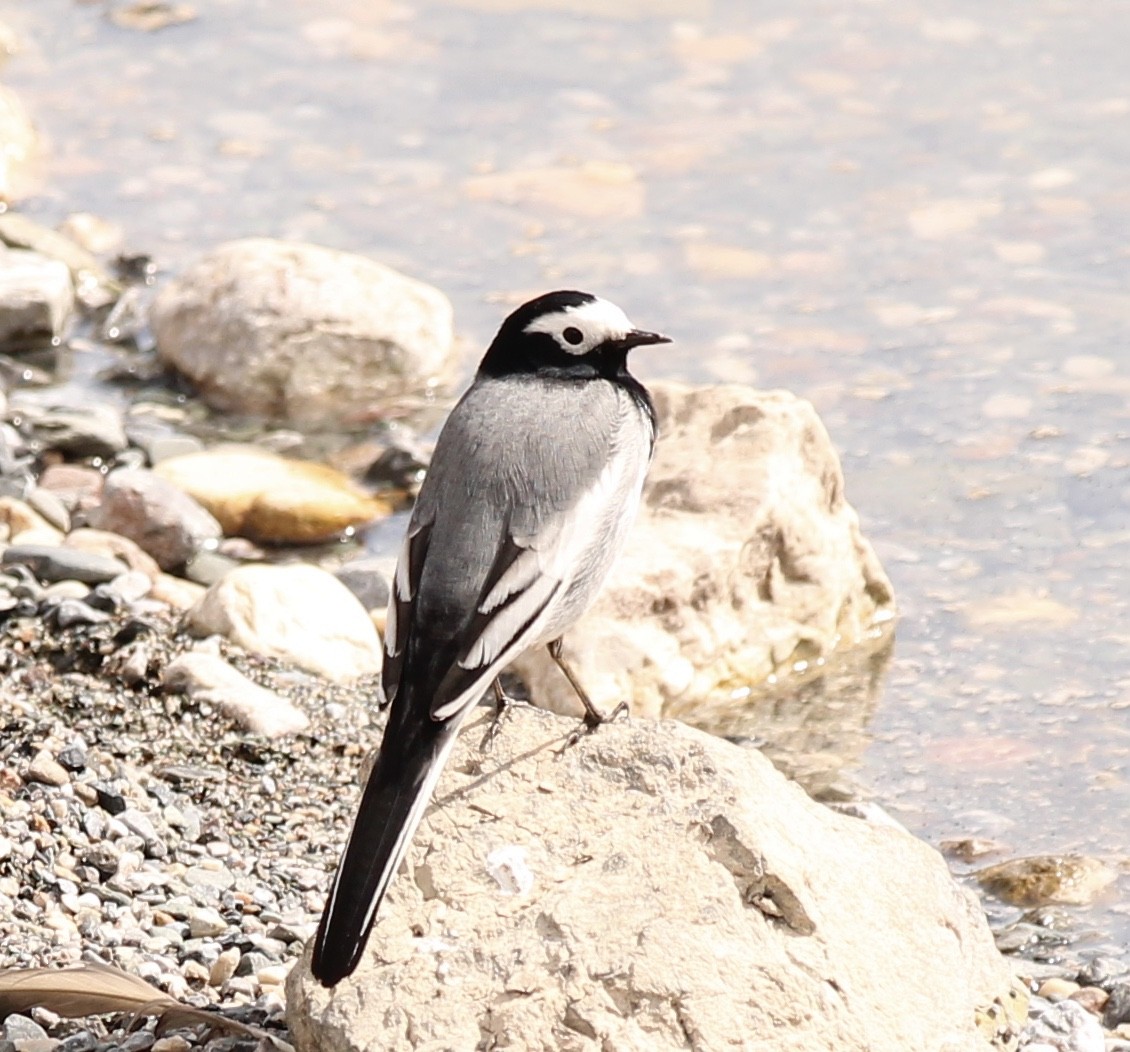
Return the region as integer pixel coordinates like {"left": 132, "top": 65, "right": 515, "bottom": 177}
{"left": 51, "top": 598, "right": 110, "bottom": 628}
{"left": 1022, "top": 998, "right": 1105, "bottom": 1052}
{"left": 183, "top": 863, "right": 235, "bottom": 892}
{"left": 24, "top": 402, "right": 128, "bottom": 459}
{"left": 977, "top": 855, "right": 1117, "bottom": 908}
{"left": 186, "top": 906, "right": 227, "bottom": 938}
{"left": 184, "top": 563, "right": 384, "bottom": 683}
{"left": 25, "top": 750, "right": 69, "bottom": 787}
{"left": 62, "top": 529, "right": 160, "bottom": 581}
{"left": 1039, "top": 977, "right": 1082, "bottom": 1002}
{"left": 35, "top": 464, "right": 104, "bottom": 512}
{"left": 154, "top": 446, "right": 389, "bottom": 544}
{"left": 162, "top": 651, "right": 310, "bottom": 738}
{"left": 1105, "top": 983, "right": 1130, "bottom": 1028}
{"left": 334, "top": 556, "right": 393, "bottom": 612}
{"left": 1, "top": 545, "right": 129, "bottom": 585}
{"left": 25, "top": 488, "right": 71, "bottom": 533}
{"left": 91, "top": 469, "right": 222, "bottom": 572}
{"left": 0, "top": 248, "right": 74, "bottom": 343}
{"left": 208, "top": 946, "right": 240, "bottom": 986}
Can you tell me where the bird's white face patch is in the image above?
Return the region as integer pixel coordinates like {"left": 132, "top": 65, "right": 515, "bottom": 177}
{"left": 523, "top": 297, "right": 634, "bottom": 356}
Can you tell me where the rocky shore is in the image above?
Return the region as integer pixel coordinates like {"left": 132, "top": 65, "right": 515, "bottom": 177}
{"left": 0, "top": 27, "right": 1128, "bottom": 1052}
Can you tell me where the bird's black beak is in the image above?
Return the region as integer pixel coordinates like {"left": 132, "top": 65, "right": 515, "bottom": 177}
{"left": 619, "top": 329, "right": 672, "bottom": 350}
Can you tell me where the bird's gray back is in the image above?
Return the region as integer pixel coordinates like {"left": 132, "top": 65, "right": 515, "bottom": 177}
{"left": 410, "top": 373, "right": 648, "bottom": 640}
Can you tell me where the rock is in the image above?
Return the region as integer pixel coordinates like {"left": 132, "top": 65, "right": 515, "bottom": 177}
{"left": 2, "top": 1014, "right": 48, "bottom": 1045}
{"left": 22, "top": 402, "right": 128, "bottom": 459}
{"left": 977, "top": 855, "right": 1117, "bottom": 908}
{"left": 52, "top": 597, "right": 111, "bottom": 627}
{"left": 510, "top": 381, "right": 896, "bottom": 724}
{"left": 26, "top": 749, "right": 68, "bottom": 787}
{"left": 287, "top": 710, "right": 1019, "bottom": 1052}
{"left": 0, "top": 248, "right": 73, "bottom": 343}
{"left": 163, "top": 651, "right": 311, "bottom": 738}
{"left": 1103, "top": 982, "right": 1130, "bottom": 1028}
{"left": 151, "top": 238, "right": 455, "bottom": 426}
{"left": 183, "top": 564, "right": 383, "bottom": 683}
{"left": 0, "top": 85, "right": 38, "bottom": 202}
{"left": 1021, "top": 998, "right": 1104, "bottom": 1052}
{"left": 334, "top": 556, "right": 392, "bottom": 612}
{"left": 0, "top": 496, "right": 62, "bottom": 545}
{"left": 154, "top": 447, "right": 388, "bottom": 544}
{"left": 1, "top": 543, "right": 128, "bottom": 584}
{"left": 91, "top": 468, "right": 222, "bottom": 571}
{"left": 0, "top": 212, "right": 120, "bottom": 310}
{"left": 149, "top": 572, "right": 206, "bottom": 610}
{"left": 35, "top": 463, "right": 104, "bottom": 512}
{"left": 209, "top": 946, "right": 240, "bottom": 986}
{"left": 26, "top": 486, "right": 71, "bottom": 533}
{"left": 185, "top": 905, "right": 227, "bottom": 938}
{"left": 62, "top": 529, "right": 161, "bottom": 581}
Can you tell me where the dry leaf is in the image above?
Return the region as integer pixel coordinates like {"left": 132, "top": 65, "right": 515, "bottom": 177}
{"left": 0, "top": 963, "right": 293, "bottom": 1050}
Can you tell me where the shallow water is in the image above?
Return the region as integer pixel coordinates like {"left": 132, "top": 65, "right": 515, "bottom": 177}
{"left": 4, "top": 0, "right": 1130, "bottom": 956}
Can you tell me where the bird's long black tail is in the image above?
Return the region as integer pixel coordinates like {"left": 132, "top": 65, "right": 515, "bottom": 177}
{"left": 310, "top": 690, "right": 459, "bottom": 987}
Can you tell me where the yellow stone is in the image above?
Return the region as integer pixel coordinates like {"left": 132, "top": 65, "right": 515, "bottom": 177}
{"left": 154, "top": 447, "right": 389, "bottom": 544}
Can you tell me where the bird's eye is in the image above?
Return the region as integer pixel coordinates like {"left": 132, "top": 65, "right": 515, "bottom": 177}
{"left": 562, "top": 326, "right": 584, "bottom": 346}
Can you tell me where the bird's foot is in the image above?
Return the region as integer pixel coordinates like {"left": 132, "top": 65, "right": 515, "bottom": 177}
{"left": 480, "top": 683, "right": 533, "bottom": 752}
{"left": 560, "top": 700, "right": 630, "bottom": 752}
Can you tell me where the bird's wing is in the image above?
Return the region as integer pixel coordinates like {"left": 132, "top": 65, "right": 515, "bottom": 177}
{"left": 380, "top": 515, "right": 432, "bottom": 710}
{"left": 429, "top": 427, "right": 647, "bottom": 721}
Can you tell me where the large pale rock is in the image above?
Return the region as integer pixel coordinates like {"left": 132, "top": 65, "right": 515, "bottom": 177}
{"left": 153, "top": 446, "right": 389, "bottom": 544}
{"left": 151, "top": 238, "right": 455, "bottom": 425}
{"left": 183, "top": 563, "right": 383, "bottom": 683}
{"left": 511, "top": 381, "right": 896, "bottom": 727}
{"left": 288, "top": 709, "right": 1022, "bottom": 1052}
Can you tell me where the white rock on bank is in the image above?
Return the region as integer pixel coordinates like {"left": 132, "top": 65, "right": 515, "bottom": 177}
{"left": 183, "top": 563, "right": 382, "bottom": 683}
{"left": 511, "top": 380, "right": 896, "bottom": 724}
{"left": 163, "top": 650, "right": 310, "bottom": 738}
{"left": 0, "top": 248, "right": 73, "bottom": 342}
{"left": 288, "top": 708, "right": 1022, "bottom": 1052}
{"left": 151, "top": 239, "right": 455, "bottom": 425}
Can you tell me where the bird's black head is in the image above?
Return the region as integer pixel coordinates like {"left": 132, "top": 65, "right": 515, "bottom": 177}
{"left": 477, "top": 290, "right": 670, "bottom": 380}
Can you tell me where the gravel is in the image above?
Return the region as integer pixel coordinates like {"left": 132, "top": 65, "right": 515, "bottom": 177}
{"left": 0, "top": 607, "right": 380, "bottom": 1050}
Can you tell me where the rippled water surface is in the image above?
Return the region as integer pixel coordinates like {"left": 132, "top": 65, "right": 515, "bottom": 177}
{"left": 4, "top": 0, "right": 1130, "bottom": 953}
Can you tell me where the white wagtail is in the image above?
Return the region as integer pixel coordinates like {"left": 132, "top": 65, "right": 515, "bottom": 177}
{"left": 310, "top": 290, "right": 670, "bottom": 986}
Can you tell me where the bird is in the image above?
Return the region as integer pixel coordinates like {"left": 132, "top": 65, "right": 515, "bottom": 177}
{"left": 310, "top": 289, "right": 670, "bottom": 987}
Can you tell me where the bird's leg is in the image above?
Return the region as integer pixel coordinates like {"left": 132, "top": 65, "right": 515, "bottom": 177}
{"left": 480, "top": 678, "right": 529, "bottom": 751}
{"left": 547, "top": 638, "right": 629, "bottom": 743}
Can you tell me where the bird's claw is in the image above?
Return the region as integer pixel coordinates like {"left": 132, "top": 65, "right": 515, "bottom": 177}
{"left": 559, "top": 700, "right": 629, "bottom": 752}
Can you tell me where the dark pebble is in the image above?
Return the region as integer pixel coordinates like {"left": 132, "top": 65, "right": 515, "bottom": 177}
{"left": 94, "top": 784, "right": 127, "bottom": 815}
{"left": 57, "top": 744, "right": 86, "bottom": 771}
{"left": 1078, "top": 955, "right": 1130, "bottom": 990}
{"left": 56, "top": 1034, "right": 97, "bottom": 1052}
{"left": 334, "top": 557, "right": 391, "bottom": 611}
{"left": 1104, "top": 981, "right": 1130, "bottom": 1028}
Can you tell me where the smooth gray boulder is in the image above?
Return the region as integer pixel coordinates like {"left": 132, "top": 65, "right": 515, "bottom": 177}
{"left": 288, "top": 708, "right": 1022, "bottom": 1052}
{"left": 151, "top": 238, "right": 455, "bottom": 425}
